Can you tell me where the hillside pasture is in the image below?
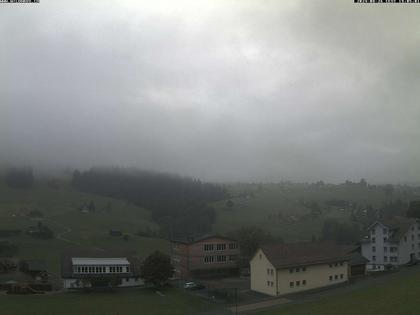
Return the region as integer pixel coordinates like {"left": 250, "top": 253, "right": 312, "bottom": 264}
{"left": 214, "top": 183, "right": 414, "bottom": 241}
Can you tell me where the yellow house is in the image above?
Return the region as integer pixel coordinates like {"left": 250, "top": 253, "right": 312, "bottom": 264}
{"left": 250, "top": 242, "right": 350, "bottom": 296}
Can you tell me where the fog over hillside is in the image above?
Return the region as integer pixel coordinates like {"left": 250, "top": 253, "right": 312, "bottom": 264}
{"left": 1, "top": 0, "right": 420, "bottom": 183}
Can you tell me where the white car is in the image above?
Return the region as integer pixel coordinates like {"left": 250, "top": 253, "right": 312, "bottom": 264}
{"left": 184, "top": 281, "right": 204, "bottom": 290}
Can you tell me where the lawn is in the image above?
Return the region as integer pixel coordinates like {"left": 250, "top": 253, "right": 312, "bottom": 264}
{"left": 0, "top": 288, "right": 217, "bottom": 315}
{"left": 0, "top": 181, "right": 169, "bottom": 275}
{"left": 256, "top": 269, "right": 420, "bottom": 315}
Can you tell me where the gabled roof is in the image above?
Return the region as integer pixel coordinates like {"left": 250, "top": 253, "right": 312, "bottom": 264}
{"left": 171, "top": 234, "right": 236, "bottom": 245}
{"left": 61, "top": 250, "right": 142, "bottom": 278}
{"left": 259, "top": 242, "right": 350, "bottom": 269}
{"left": 72, "top": 258, "right": 129, "bottom": 266}
{"left": 20, "top": 259, "right": 47, "bottom": 272}
{"left": 368, "top": 217, "right": 419, "bottom": 241}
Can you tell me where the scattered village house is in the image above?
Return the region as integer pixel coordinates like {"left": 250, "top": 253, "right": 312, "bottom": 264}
{"left": 250, "top": 242, "right": 350, "bottom": 296}
{"left": 19, "top": 259, "right": 48, "bottom": 280}
{"left": 171, "top": 235, "right": 240, "bottom": 279}
{"left": 61, "top": 252, "right": 143, "bottom": 289}
{"left": 361, "top": 216, "right": 420, "bottom": 271}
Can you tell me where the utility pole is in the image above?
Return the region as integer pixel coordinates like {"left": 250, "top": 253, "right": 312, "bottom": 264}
{"left": 235, "top": 287, "right": 238, "bottom": 315}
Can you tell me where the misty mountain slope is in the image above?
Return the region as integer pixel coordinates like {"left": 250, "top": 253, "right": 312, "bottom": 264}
{"left": 0, "top": 181, "right": 169, "bottom": 274}
{"left": 213, "top": 183, "right": 415, "bottom": 241}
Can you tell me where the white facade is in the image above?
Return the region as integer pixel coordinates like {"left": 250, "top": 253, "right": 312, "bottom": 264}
{"left": 63, "top": 257, "right": 144, "bottom": 289}
{"left": 361, "top": 218, "right": 420, "bottom": 271}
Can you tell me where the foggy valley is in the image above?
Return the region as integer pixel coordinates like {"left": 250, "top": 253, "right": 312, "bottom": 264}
{"left": 1, "top": 1, "right": 420, "bottom": 315}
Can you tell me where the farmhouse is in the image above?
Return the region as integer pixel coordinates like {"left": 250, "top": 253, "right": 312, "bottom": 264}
{"left": 61, "top": 251, "right": 143, "bottom": 289}
{"left": 361, "top": 216, "right": 420, "bottom": 271}
{"left": 171, "top": 235, "right": 240, "bottom": 280}
{"left": 250, "top": 242, "right": 350, "bottom": 296}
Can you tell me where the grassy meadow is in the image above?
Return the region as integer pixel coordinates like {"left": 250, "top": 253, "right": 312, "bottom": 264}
{"left": 256, "top": 268, "right": 420, "bottom": 315}
{"left": 214, "top": 183, "right": 417, "bottom": 241}
{"left": 0, "top": 180, "right": 169, "bottom": 275}
{"left": 0, "top": 288, "right": 216, "bottom": 315}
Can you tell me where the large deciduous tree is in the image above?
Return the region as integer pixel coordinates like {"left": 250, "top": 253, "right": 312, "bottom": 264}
{"left": 140, "top": 251, "right": 174, "bottom": 288}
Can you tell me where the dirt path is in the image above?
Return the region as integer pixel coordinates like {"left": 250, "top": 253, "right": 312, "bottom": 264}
{"left": 46, "top": 219, "right": 105, "bottom": 251}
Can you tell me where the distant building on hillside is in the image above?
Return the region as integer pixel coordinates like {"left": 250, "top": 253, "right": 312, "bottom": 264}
{"left": 361, "top": 216, "right": 420, "bottom": 271}
{"left": 19, "top": 259, "right": 48, "bottom": 281}
{"left": 61, "top": 251, "right": 143, "bottom": 289}
{"left": 109, "top": 229, "right": 122, "bottom": 237}
{"left": 250, "top": 242, "right": 350, "bottom": 296}
{"left": 171, "top": 235, "right": 240, "bottom": 280}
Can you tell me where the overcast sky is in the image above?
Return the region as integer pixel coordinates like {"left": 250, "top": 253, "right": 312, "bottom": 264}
{"left": 1, "top": 0, "right": 419, "bottom": 183}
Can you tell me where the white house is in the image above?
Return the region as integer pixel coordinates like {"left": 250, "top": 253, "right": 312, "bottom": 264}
{"left": 361, "top": 216, "right": 420, "bottom": 271}
{"left": 250, "top": 242, "right": 350, "bottom": 296}
{"left": 61, "top": 252, "right": 144, "bottom": 289}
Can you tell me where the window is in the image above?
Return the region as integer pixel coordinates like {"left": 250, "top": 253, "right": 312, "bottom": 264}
{"left": 271, "top": 282, "right": 274, "bottom": 287}
{"left": 372, "top": 256, "right": 376, "bottom": 262}
{"left": 271, "top": 269, "right": 274, "bottom": 275}
{"left": 216, "top": 255, "right": 227, "bottom": 263}
{"left": 329, "top": 275, "right": 333, "bottom": 281}
{"left": 340, "top": 274, "right": 344, "bottom": 279}
{"left": 339, "top": 262, "right": 343, "bottom": 266}
{"left": 372, "top": 229, "right": 376, "bottom": 235}
{"left": 229, "top": 243, "right": 238, "bottom": 249}
{"left": 334, "top": 275, "right": 338, "bottom": 280}
{"left": 329, "top": 264, "right": 333, "bottom": 268}
{"left": 296, "top": 267, "right": 300, "bottom": 272}
{"left": 302, "top": 266, "right": 306, "bottom": 271}
{"left": 216, "top": 243, "right": 227, "bottom": 251}
{"left": 372, "top": 246, "right": 376, "bottom": 252}
{"left": 289, "top": 268, "right": 294, "bottom": 273}
{"left": 204, "top": 244, "right": 214, "bottom": 252}
{"left": 267, "top": 281, "right": 270, "bottom": 286}
{"left": 302, "top": 280, "right": 306, "bottom": 285}
{"left": 372, "top": 237, "right": 376, "bottom": 242}
{"left": 383, "top": 237, "right": 387, "bottom": 242}
{"left": 384, "top": 256, "right": 388, "bottom": 262}
{"left": 126, "top": 266, "right": 130, "bottom": 272}
{"left": 289, "top": 282, "right": 294, "bottom": 287}
{"left": 334, "top": 263, "right": 338, "bottom": 267}
{"left": 296, "top": 281, "right": 300, "bottom": 286}
{"left": 204, "top": 256, "right": 214, "bottom": 264}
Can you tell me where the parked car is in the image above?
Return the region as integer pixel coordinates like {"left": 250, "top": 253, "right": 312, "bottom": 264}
{"left": 184, "top": 281, "right": 204, "bottom": 290}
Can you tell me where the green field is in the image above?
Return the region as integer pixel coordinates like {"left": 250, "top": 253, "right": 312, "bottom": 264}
{"left": 256, "top": 269, "right": 420, "bottom": 315}
{"left": 213, "top": 183, "right": 415, "bottom": 241}
{"left": 0, "top": 181, "right": 169, "bottom": 275}
{"left": 0, "top": 288, "right": 216, "bottom": 315}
